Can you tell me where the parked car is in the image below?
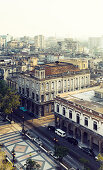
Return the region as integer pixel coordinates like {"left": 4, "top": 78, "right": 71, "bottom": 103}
{"left": 33, "top": 137, "right": 42, "bottom": 146}
{"left": 48, "top": 151, "right": 59, "bottom": 160}
{"left": 66, "top": 136, "right": 78, "bottom": 145}
{"left": 80, "top": 147, "right": 95, "bottom": 157}
{"left": 48, "top": 126, "right": 55, "bottom": 132}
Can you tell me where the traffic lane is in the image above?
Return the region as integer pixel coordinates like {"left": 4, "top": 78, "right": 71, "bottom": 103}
{"left": 53, "top": 134, "right": 100, "bottom": 170}
{"left": 38, "top": 128, "right": 100, "bottom": 170}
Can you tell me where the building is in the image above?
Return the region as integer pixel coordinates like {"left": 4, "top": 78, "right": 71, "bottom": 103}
{"left": 59, "top": 59, "right": 88, "bottom": 70}
{"left": 17, "top": 62, "right": 90, "bottom": 117}
{"left": 54, "top": 86, "right": 103, "bottom": 153}
{"left": 34, "top": 35, "right": 45, "bottom": 49}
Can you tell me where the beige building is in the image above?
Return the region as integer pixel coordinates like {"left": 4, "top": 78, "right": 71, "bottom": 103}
{"left": 34, "top": 35, "right": 45, "bottom": 49}
{"left": 17, "top": 62, "right": 90, "bottom": 117}
{"left": 59, "top": 59, "right": 88, "bottom": 70}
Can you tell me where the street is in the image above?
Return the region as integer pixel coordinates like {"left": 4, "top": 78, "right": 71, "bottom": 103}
{"left": 12, "top": 111, "right": 100, "bottom": 170}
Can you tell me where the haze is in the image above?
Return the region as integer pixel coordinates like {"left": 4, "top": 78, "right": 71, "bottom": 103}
{"left": 0, "top": 0, "right": 103, "bottom": 39}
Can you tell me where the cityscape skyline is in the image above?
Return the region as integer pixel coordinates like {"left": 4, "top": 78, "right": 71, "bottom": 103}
{"left": 0, "top": 0, "right": 103, "bottom": 39}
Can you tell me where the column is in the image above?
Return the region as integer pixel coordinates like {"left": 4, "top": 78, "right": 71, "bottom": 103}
{"left": 99, "top": 140, "right": 102, "bottom": 153}
{"left": 38, "top": 106, "right": 42, "bottom": 118}
{"left": 73, "top": 126, "right": 76, "bottom": 138}
{"left": 66, "top": 122, "right": 69, "bottom": 134}
{"left": 89, "top": 135, "right": 93, "bottom": 149}
{"left": 81, "top": 129, "right": 84, "bottom": 143}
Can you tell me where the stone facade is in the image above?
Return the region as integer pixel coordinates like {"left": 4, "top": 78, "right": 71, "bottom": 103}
{"left": 54, "top": 88, "right": 103, "bottom": 153}
{"left": 17, "top": 62, "right": 90, "bottom": 117}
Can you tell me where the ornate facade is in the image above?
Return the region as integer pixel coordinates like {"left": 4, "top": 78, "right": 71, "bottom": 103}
{"left": 17, "top": 62, "right": 90, "bottom": 117}
{"left": 54, "top": 87, "right": 103, "bottom": 153}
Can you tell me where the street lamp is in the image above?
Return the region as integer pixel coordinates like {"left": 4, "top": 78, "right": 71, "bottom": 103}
{"left": 11, "top": 148, "right": 16, "bottom": 167}
{"left": 54, "top": 137, "right": 58, "bottom": 153}
{"left": 22, "top": 116, "right": 24, "bottom": 130}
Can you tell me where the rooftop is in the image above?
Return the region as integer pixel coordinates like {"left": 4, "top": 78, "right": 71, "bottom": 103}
{"left": 58, "top": 86, "right": 103, "bottom": 114}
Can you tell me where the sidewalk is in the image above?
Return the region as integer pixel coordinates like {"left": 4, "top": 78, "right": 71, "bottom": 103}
{"left": 0, "top": 123, "right": 22, "bottom": 136}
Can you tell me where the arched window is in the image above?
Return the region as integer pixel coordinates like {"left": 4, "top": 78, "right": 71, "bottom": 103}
{"left": 69, "top": 110, "right": 72, "bottom": 119}
{"left": 63, "top": 107, "right": 65, "bottom": 116}
{"left": 57, "top": 105, "right": 59, "bottom": 113}
{"left": 84, "top": 117, "right": 88, "bottom": 126}
{"left": 76, "top": 114, "right": 80, "bottom": 124}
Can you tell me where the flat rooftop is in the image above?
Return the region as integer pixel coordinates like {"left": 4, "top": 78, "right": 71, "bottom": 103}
{"left": 58, "top": 86, "right": 103, "bottom": 114}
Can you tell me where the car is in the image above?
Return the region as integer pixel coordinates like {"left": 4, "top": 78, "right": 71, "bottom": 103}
{"left": 66, "top": 136, "right": 78, "bottom": 145}
{"left": 48, "top": 151, "right": 59, "bottom": 160}
{"left": 33, "top": 137, "right": 42, "bottom": 146}
{"left": 80, "top": 147, "right": 95, "bottom": 157}
{"left": 48, "top": 126, "right": 55, "bottom": 132}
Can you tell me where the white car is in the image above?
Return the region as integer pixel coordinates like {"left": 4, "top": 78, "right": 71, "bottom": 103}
{"left": 48, "top": 151, "right": 59, "bottom": 159}
{"left": 33, "top": 137, "right": 42, "bottom": 146}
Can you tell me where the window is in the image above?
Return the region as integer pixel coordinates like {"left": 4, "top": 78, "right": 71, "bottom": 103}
{"left": 51, "top": 93, "right": 54, "bottom": 99}
{"left": 63, "top": 107, "right": 65, "bottom": 116}
{"left": 46, "top": 105, "right": 49, "bottom": 112}
{"left": 51, "top": 82, "right": 54, "bottom": 90}
{"left": 32, "top": 92, "right": 35, "bottom": 99}
{"left": 84, "top": 117, "right": 88, "bottom": 126}
{"left": 46, "top": 82, "right": 49, "bottom": 90}
{"left": 41, "top": 83, "right": 44, "bottom": 91}
{"left": 19, "top": 87, "right": 21, "bottom": 93}
{"left": 51, "top": 104, "right": 54, "bottom": 112}
{"left": 58, "top": 81, "right": 61, "bottom": 89}
{"left": 76, "top": 114, "right": 80, "bottom": 124}
{"left": 41, "top": 95, "right": 44, "bottom": 102}
{"left": 26, "top": 88, "right": 29, "bottom": 97}
{"left": 57, "top": 105, "right": 59, "bottom": 113}
{"left": 93, "top": 121, "right": 97, "bottom": 130}
{"left": 36, "top": 94, "right": 39, "bottom": 101}
{"left": 46, "top": 94, "right": 49, "bottom": 101}
{"left": 69, "top": 110, "right": 72, "bottom": 119}
{"left": 64, "top": 80, "right": 66, "bottom": 88}
{"left": 22, "top": 88, "right": 24, "bottom": 94}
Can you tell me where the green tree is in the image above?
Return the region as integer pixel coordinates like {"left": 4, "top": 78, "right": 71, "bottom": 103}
{"left": 0, "top": 147, "right": 15, "bottom": 170}
{"left": 79, "top": 158, "right": 90, "bottom": 170}
{"left": 25, "top": 158, "right": 40, "bottom": 170}
{"left": 1, "top": 89, "right": 20, "bottom": 115}
{"left": 54, "top": 145, "right": 69, "bottom": 161}
{"left": 0, "top": 80, "right": 20, "bottom": 117}
{"left": 0, "top": 80, "right": 8, "bottom": 97}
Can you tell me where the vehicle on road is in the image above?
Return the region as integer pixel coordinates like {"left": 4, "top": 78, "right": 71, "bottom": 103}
{"left": 66, "top": 136, "right": 78, "bottom": 145}
{"left": 48, "top": 151, "right": 59, "bottom": 160}
{"left": 55, "top": 129, "right": 66, "bottom": 137}
{"left": 79, "top": 146, "right": 95, "bottom": 157}
{"left": 33, "top": 137, "right": 42, "bottom": 146}
{"left": 48, "top": 125, "right": 55, "bottom": 132}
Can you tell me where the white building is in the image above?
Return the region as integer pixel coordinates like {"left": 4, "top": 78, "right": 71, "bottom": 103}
{"left": 54, "top": 86, "right": 103, "bottom": 153}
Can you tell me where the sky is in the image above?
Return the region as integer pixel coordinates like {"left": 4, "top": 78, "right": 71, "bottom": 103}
{"left": 0, "top": 0, "right": 103, "bottom": 39}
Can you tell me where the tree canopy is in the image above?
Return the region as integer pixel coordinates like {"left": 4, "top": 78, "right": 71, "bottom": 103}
{"left": 0, "top": 147, "right": 14, "bottom": 170}
{"left": 0, "top": 80, "right": 20, "bottom": 115}
{"left": 54, "top": 145, "right": 69, "bottom": 161}
{"left": 24, "top": 158, "right": 41, "bottom": 170}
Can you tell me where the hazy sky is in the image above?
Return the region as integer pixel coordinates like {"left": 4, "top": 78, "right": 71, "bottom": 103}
{"left": 0, "top": 0, "right": 103, "bottom": 39}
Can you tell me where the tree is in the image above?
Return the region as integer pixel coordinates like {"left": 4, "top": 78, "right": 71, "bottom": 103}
{"left": 0, "top": 80, "right": 20, "bottom": 117}
{"left": 1, "top": 89, "right": 20, "bottom": 115}
{"left": 79, "top": 158, "right": 90, "bottom": 170}
{"left": 0, "top": 80, "right": 8, "bottom": 97}
{"left": 54, "top": 145, "right": 69, "bottom": 161}
{"left": 25, "top": 158, "right": 41, "bottom": 170}
{"left": 0, "top": 148, "right": 15, "bottom": 170}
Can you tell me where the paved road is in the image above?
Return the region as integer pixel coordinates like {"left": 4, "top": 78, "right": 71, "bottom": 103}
{"left": 12, "top": 112, "right": 100, "bottom": 170}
